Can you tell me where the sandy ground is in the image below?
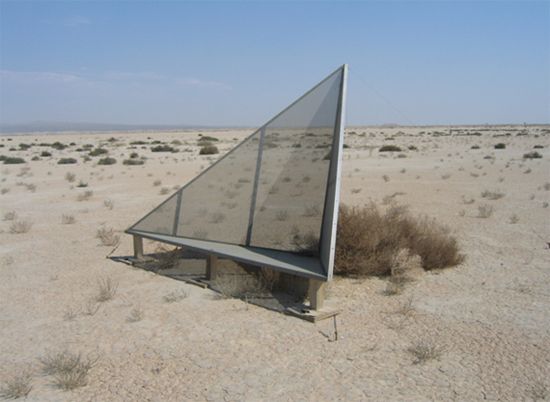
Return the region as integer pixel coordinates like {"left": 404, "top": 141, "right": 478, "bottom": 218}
{"left": 0, "top": 125, "right": 549, "bottom": 401}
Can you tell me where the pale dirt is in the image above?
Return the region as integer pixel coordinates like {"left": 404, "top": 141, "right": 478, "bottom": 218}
{"left": 0, "top": 126, "right": 549, "bottom": 401}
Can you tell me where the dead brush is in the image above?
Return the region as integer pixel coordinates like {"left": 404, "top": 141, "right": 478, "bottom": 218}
{"left": 0, "top": 372, "right": 32, "bottom": 399}
{"left": 213, "top": 273, "right": 267, "bottom": 299}
{"left": 335, "top": 204, "right": 464, "bottom": 276}
{"left": 9, "top": 219, "right": 33, "bottom": 234}
{"left": 96, "top": 227, "right": 120, "bottom": 247}
{"left": 61, "top": 214, "right": 76, "bottom": 224}
{"left": 95, "top": 277, "right": 118, "bottom": 302}
{"left": 39, "top": 350, "right": 98, "bottom": 390}
{"left": 407, "top": 340, "right": 444, "bottom": 364}
{"left": 153, "top": 245, "right": 182, "bottom": 271}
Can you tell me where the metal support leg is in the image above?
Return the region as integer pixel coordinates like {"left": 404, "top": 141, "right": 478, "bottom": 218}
{"left": 308, "top": 279, "right": 326, "bottom": 310}
{"left": 206, "top": 255, "right": 218, "bottom": 280}
{"left": 133, "top": 235, "right": 144, "bottom": 260}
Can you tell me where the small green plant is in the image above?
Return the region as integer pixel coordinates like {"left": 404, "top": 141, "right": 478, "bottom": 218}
{"left": 379, "top": 145, "right": 402, "bottom": 152}
{"left": 523, "top": 151, "right": 542, "bottom": 159}
{"left": 123, "top": 158, "right": 145, "bottom": 165}
{"left": 57, "top": 158, "right": 77, "bottom": 165}
{"left": 494, "top": 143, "right": 506, "bottom": 149}
{"left": 151, "top": 145, "right": 177, "bottom": 152}
{"left": 97, "top": 157, "right": 116, "bottom": 165}
{"left": 88, "top": 148, "right": 108, "bottom": 157}
{"left": 199, "top": 145, "right": 219, "bottom": 155}
{"left": 3, "top": 157, "right": 26, "bottom": 164}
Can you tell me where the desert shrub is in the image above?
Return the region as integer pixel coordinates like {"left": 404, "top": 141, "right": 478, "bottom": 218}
{"left": 40, "top": 151, "right": 52, "bottom": 157}
{"left": 130, "top": 140, "right": 148, "bottom": 145}
{"left": 76, "top": 181, "right": 88, "bottom": 188}
{"left": 407, "top": 145, "right": 418, "bottom": 151}
{"left": 123, "top": 159, "right": 145, "bottom": 165}
{"left": 533, "top": 145, "right": 544, "bottom": 149}
{"left": 199, "top": 145, "right": 219, "bottom": 155}
{"left": 407, "top": 341, "right": 444, "bottom": 364}
{"left": 40, "top": 350, "right": 97, "bottom": 390}
{"left": 97, "top": 157, "right": 116, "bottom": 165}
{"left": 3, "top": 211, "right": 17, "bottom": 221}
{"left": 163, "top": 289, "right": 189, "bottom": 303}
{"left": 129, "top": 152, "right": 139, "bottom": 158}
{"left": 64, "top": 172, "right": 76, "bottom": 182}
{"left": 471, "top": 145, "right": 480, "bottom": 149}
{"left": 494, "top": 143, "right": 506, "bottom": 149}
{"left": 127, "top": 307, "right": 144, "bottom": 322}
{"left": 0, "top": 373, "right": 32, "bottom": 399}
{"left": 76, "top": 190, "right": 93, "bottom": 201}
{"left": 51, "top": 142, "right": 67, "bottom": 150}
{"left": 334, "top": 204, "right": 464, "bottom": 276}
{"left": 10, "top": 220, "right": 33, "bottom": 234}
{"left": 481, "top": 190, "right": 505, "bottom": 200}
{"left": 88, "top": 148, "right": 108, "bottom": 157}
{"left": 96, "top": 227, "right": 120, "bottom": 246}
{"left": 379, "top": 145, "right": 402, "bottom": 152}
{"left": 198, "top": 135, "right": 219, "bottom": 142}
{"left": 477, "top": 204, "right": 494, "bottom": 218}
{"left": 151, "top": 145, "right": 176, "bottom": 152}
{"left": 61, "top": 214, "right": 76, "bottom": 224}
{"left": 523, "top": 151, "right": 542, "bottom": 159}
{"left": 3, "top": 156, "right": 26, "bottom": 164}
{"left": 95, "top": 277, "right": 118, "bottom": 302}
{"left": 57, "top": 158, "right": 77, "bottom": 165}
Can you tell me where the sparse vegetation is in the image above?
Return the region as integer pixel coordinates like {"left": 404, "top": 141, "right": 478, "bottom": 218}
{"left": 3, "top": 211, "right": 17, "bottom": 221}
{"left": 77, "top": 190, "right": 93, "bottom": 201}
{"left": 40, "top": 350, "right": 98, "bottom": 390}
{"left": 88, "top": 148, "right": 108, "bottom": 157}
{"left": 61, "top": 214, "right": 76, "bottom": 224}
{"left": 2, "top": 156, "right": 26, "bottom": 164}
{"left": 477, "top": 204, "right": 494, "bottom": 218}
{"left": 64, "top": 172, "right": 76, "bottom": 182}
{"left": 127, "top": 307, "right": 144, "bottom": 322}
{"left": 481, "top": 190, "right": 505, "bottom": 200}
{"left": 163, "top": 289, "right": 189, "bottom": 303}
{"left": 379, "top": 145, "right": 402, "bottom": 152}
{"left": 0, "top": 372, "right": 32, "bottom": 399}
{"left": 123, "top": 158, "right": 145, "bottom": 165}
{"left": 96, "top": 226, "right": 120, "bottom": 246}
{"left": 199, "top": 144, "right": 219, "bottom": 155}
{"left": 407, "top": 341, "right": 444, "bottom": 364}
{"left": 494, "top": 143, "right": 506, "bottom": 149}
{"left": 523, "top": 151, "right": 542, "bottom": 159}
{"left": 95, "top": 277, "right": 118, "bottom": 302}
{"left": 97, "top": 157, "right": 116, "bottom": 165}
{"left": 151, "top": 145, "right": 177, "bottom": 152}
{"left": 57, "top": 158, "right": 77, "bottom": 165}
{"left": 9, "top": 219, "right": 32, "bottom": 234}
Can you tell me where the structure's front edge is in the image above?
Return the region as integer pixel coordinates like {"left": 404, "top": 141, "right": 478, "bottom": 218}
{"left": 320, "top": 64, "right": 348, "bottom": 281}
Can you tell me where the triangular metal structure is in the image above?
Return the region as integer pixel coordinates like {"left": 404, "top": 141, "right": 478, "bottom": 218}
{"left": 127, "top": 65, "right": 347, "bottom": 281}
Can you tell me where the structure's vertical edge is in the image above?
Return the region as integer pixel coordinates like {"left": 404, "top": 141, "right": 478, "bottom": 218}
{"left": 320, "top": 64, "right": 348, "bottom": 281}
{"left": 172, "top": 190, "right": 183, "bottom": 236}
{"left": 245, "top": 127, "right": 266, "bottom": 246}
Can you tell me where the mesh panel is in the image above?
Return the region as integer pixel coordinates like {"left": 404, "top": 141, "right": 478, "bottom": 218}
{"left": 174, "top": 131, "right": 260, "bottom": 244}
{"left": 249, "top": 69, "right": 343, "bottom": 252}
{"left": 130, "top": 67, "right": 344, "bottom": 258}
{"left": 132, "top": 192, "right": 179, "bottom": 235}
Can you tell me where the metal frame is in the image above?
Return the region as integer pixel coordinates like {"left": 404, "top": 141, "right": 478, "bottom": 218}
{"left": 127, "top": 65, "right": 348, "bottom": 281}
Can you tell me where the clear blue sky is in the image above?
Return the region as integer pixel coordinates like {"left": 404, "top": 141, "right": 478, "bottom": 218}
{"left": 1, "top": 1, "right": 549, "bottom": 126}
